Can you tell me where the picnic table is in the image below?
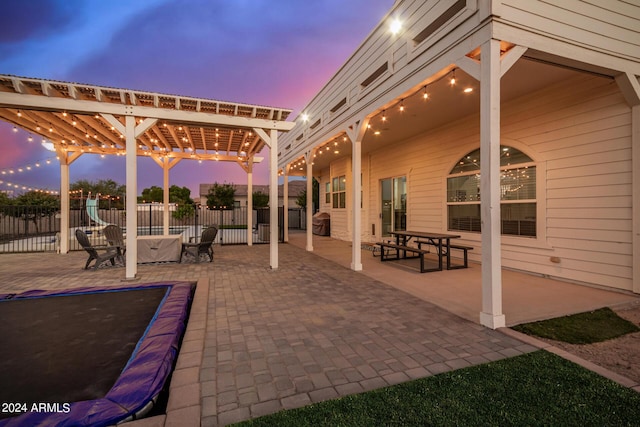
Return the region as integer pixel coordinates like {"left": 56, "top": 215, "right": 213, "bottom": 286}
{"left": 377, "top": 230, "right": 470, "bottom": 272}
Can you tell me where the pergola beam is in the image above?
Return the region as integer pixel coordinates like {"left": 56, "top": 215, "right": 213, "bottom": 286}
{"left": 0, "top": 92, "right": 295, "bottom": 131}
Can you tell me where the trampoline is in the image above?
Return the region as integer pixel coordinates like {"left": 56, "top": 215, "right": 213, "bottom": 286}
{"left": 0, "top": 281, "right": 195, "bottom": 427}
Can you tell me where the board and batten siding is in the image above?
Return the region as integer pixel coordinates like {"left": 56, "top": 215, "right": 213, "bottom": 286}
{"left": 322, "top": 73, "right": 632, "bottom": 291}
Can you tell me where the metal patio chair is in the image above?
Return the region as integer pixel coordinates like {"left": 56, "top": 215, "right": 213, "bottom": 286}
{"left": 75, "top": 229, "right": 122, "bottom": 270}
{"left": 180, "top": 225, "right": 218, "bottom": 263}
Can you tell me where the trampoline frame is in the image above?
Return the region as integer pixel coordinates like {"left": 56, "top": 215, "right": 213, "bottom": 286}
{"left": 0, "top": 281, "right": 195, "bottom": 427}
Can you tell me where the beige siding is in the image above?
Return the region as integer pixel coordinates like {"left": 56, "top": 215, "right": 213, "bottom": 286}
{"left": 500, "top": 0, "right": 640, "bottom": 61}
{"left": 328, "top": 73, "right": 633, "bottom": 290}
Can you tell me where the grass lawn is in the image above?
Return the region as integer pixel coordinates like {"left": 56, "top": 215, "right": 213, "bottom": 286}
{"left": 233, "top": 351, "right": 640, "bottom": 426}
{"left": 512, "top": 307, "right": 640, "bottom": 344}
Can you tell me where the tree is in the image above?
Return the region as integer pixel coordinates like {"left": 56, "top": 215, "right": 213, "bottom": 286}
{"left": 139, "top": 185, "right": 195, "bottom": 220}
{"left": 71, "top": 179, "right": 125, "bottom": 209}
{"left": 252, "top": 191, "right": 269, "bottom": 208}
{"left": 139, "top": 186, "right": 163, "bottom": 203}
{"left": 9, "top": 191, "right": 60, "bottom": 234}
{"left": 206, "top": 183, "right": 235, "bottom": 209}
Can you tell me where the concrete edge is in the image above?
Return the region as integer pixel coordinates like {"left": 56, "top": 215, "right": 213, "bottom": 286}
{"left": 499, "top": 327, "right": 640, "bottom": 392}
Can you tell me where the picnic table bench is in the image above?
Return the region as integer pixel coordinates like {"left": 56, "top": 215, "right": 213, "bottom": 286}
{"left": 376, "top": 241, "right": 431, "bottom": 273}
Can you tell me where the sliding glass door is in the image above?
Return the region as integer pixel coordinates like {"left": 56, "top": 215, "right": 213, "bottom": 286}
{"left": 381, "top": 176, "right": 406, "bottom": 237}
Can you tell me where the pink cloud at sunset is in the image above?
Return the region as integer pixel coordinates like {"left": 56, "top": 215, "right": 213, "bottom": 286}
{"left": 0, "top": 0, "right": 393, "bottom": 197}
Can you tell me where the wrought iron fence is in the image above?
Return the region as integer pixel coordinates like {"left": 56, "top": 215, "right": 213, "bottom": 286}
{"left": 0, "top": 204, "right": 306, "bottom": 252}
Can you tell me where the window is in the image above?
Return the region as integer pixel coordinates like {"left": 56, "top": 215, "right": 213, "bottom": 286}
{"left": 332, "top": 175, "right": 346, "bottom": 208}
{"left": 325, "top": 182, "right": 331, "bottom": 204}
{"left": 447, "top": 146, "right": 536, "bottom": 236}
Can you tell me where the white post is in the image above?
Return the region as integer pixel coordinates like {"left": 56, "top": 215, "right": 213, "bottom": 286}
{"left": 283, "top": 168, "right": 289, "bottom": 242}
{"left": 633, "top": 105, "right": 640, "bottom": 294}
{"left": 479, "top": 39, "right": 505, "bottom": 328}
{"left": 346, "top": 120, "right": 368, "bottom": 271}
{"left": 163, "top": 158, "right": 170, "bottom": 236}
{"left": 269, "top": 129, "right": 279, "bottom": 269}
{"left": 351, "top": 138, "right": 362, "bottom": 271}
{"left": 59, "top": 159, "right": 70, "bottom": 254}
{"left": 305, "top": 152, "right": 314, "bottom": 251}
{"left": 125, "top": 116, "right": 138, "bottom": 279}
{"left": 247, "top": 158, "right": 253, "bottom": 246}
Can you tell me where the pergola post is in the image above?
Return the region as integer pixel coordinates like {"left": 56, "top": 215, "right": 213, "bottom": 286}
{"left": 305, "top": 151, "right": 314, "bottom": 252}
{"left": 247, "top": 158, "right": 254, "bottom": 246}
{"left": 59, "top": 159, "right": 70, "bottom": 254}
{"left": 479, "top": 39, "right": 506, "bottom": 329}
{"left": 269, "top": 129, "right": 279, "bottom": 269}
{"left": 125, "top": 115, "right": 138, "bottom": 279}
{"left": 283, "top": 167, "right": 289, "bottom": 243}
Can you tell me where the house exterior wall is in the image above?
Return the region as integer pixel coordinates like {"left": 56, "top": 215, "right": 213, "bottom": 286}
{"left": 319, "top": 74, "right": 633, "bottom": 291}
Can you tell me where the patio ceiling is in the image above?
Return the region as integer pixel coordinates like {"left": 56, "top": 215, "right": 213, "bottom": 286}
{"left": 0, "top": 75, "right": 293, "bottom": 165}
{"left": 286, "top": 57, "right": 593, "bottom": 176}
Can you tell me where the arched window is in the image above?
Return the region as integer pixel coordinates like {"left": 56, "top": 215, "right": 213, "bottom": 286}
{"left": 447, "top": 146, "right": 537, "bottom": 237}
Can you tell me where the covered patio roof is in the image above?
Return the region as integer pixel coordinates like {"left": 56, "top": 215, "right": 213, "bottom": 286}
{"left": 0, "top": 74, "right": 296, "bottom": 278}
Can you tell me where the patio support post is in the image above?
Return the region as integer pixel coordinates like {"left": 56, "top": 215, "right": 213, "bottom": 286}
{"left": 56, "top": 150, "right": 81, "bottom": 254}
{"left": 615, "top": 72, "right": 640, "bottom": 294}
{"left": 151, "top": 157, "right": 181, "bottom": 236}
{"left": 479, "top": 39, "right": 506, "bottom": 329}
{"left": 283, "top": 166, "right": 289, "bottom": 243}
{"left": 633, "top": 104, "right": 640, "bottom": 294}
{"left": 247, "top": 158, "right": 254, "bottom": 246}
{"left": 346, "top": 119, "right": 368, "bottom": 272}
{"left": 256, "top": 127, "right": 280, "bottom": 269}
{"left": 305, "top": 151, "right": 314, "bottom": 251}
{"left": 124, "top": 115, "right": 138, "bottom": 279}
{"left": 59, "top": 158, "right": 70, "bottom": 254}
{"left": 269, "top": 129, "right": 279, "bottom": 269}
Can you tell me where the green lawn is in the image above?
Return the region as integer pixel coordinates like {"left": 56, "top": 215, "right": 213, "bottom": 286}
{"left": 233, "top": 351, "right": 640, "bottom": 426}
{"left": 512, "top": 307, "right": 640, "bottom": 344}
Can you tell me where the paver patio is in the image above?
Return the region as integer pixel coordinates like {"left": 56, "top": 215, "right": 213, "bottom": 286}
{"left": 0, "top": 239, "right": 636, "bottom": 426}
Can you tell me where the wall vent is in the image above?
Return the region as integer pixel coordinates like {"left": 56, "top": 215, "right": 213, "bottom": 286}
{"left": 361, "top": 62, "right": 388, "bottom": 88}
{"left": 330, "top": 97, "right": 347, "bottom": 113}
{"left": 413, "top": 0, "right": 466, "bottom": 45}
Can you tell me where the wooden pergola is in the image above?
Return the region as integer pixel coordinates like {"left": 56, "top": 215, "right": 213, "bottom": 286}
{"left": 0, "top": 75, "right": 295, "bottom": 278}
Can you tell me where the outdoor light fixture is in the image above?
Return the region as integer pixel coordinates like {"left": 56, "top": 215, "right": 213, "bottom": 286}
{"left": 301, "top": 113, "right": 310, "bottom": 122}
{"left": 389, "top": 18, "right": 402, "bottom": 35}
{"left": 450, "top": 69, "right": 456, "bottom": 86}
{"left": 464, "top": 87, "right": 473, "bottom": 93}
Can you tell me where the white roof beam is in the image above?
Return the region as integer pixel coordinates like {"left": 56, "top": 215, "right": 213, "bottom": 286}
{"left": 0, "top": 92, "right": 295, "bottom": 131}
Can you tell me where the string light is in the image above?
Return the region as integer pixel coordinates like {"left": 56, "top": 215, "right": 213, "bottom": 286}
{"left": 423, "top": 85, "right": 429, "bottom": 100}
{"left": 399, "top": 99, "right": 405, "bottom": 112}
{"left": 450, "top": 69, "right": 456, "bottom": 86}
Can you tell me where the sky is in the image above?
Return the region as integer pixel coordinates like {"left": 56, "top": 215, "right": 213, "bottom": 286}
{"left": 0, "top": 0, "right": 394, "bottom": 198}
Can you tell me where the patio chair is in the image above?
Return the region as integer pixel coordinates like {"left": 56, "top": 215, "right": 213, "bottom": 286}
{"left": 75, "top": 229, "right": 122, "bottom": 270}
{"left": 180, "top": 226, "right": 218, "bottom": 263}
{"left": 103, "top": 224, "right": 126, "bottom": 256}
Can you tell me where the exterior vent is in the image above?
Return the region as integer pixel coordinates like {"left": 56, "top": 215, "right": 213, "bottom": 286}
{"left": 309, "top": 119, "right": 321, "bottom": 129}
{"left": 330, "top": 98, "right": 347, "bottom": 113}
{"left": 285, "top": 144, "right": 291, "bottom": 150}
{"left": 361, "top": 62, "right": 388, "bottom": 88}
{"left": 296, "top": 133, "right": 304, "bottom": 141}
{"left": 413, "top": 0, "right": 466, "bottom": 45}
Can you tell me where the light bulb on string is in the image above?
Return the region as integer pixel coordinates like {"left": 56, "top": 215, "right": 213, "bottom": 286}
{"left": 382, "top": 110, "right": 387, "bottom": 122}
{"left": 450, "top": 69, "right": 456, "bottom": 86}
{"left": 399, "top": 99, "right": 405, "bottom": 112}
{"left": 423, "top": 85, "right": 429, "bottom": 100}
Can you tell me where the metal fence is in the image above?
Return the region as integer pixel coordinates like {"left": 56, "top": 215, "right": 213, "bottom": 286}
{"left": 0, "top": 205, "right": 307, "bottom": 253}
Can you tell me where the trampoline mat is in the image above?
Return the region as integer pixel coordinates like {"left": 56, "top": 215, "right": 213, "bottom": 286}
{"left": 0, "top": 282, "right": 194, "bottom": 426}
